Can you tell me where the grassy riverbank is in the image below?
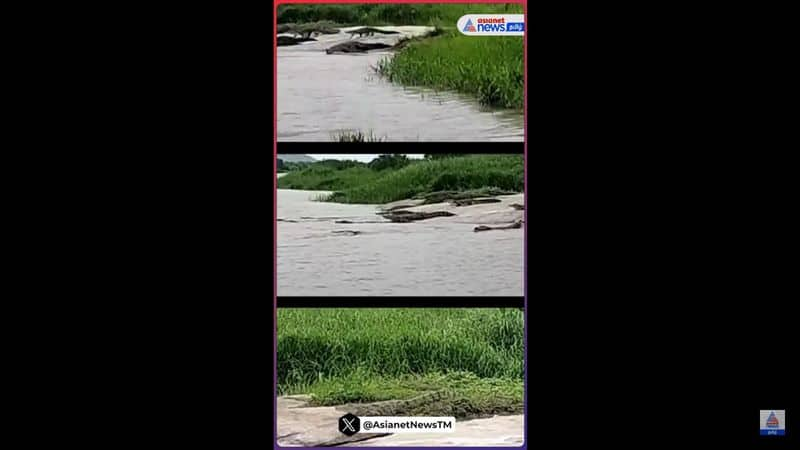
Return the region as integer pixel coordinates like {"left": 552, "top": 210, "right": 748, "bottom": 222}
{"left": 377, "top": 34, "right": 523, "bottom": 109}
{"left": 276, "top": 154, "right": 523, "bottom": 204}
{"left": 278, "top": 308, "right": 523, "bottom": 416}
{"left": 277, "top": 3, "right": 524, "bottom": 109}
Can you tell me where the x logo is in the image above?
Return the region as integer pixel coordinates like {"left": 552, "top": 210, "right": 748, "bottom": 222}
{"left": 342, "top": 418, "right": 356, "bottom": 432}
{"left": 338, "top": 413, "right": 360, "bottom": 436}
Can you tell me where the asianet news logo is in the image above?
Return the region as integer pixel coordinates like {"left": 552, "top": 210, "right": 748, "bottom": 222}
{"left": 457, "top": 14, "right": 525, "bottom": 36}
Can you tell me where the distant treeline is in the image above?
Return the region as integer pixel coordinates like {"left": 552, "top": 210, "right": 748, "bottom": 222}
{"left": 277, "top": 154, "right": 524, "bottom": 203}
{"left": 278, "top": 154, "right": 469, "bottom": 173}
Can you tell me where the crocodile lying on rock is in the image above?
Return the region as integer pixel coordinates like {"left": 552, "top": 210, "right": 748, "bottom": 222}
{"left": 325, "top": 41, "right": 393, "bottom": 54}
{"left": 452, "top": 198, "right": 502, "bottom": 207}
{"left": 278, "top": 22, "right": 340, "bottom": 39}
{"left": 415, "top": 189, "right": 518, "bottom": 205}
{"left": 278, "top": 35, "right": 316, "bottom": 46}
{"left": 378, "top": 210, "right": 455, "bottom": 223}
{"left": 347, "top": 27, "right": 400, "bottom": 38}
{"left": 509, "top": 203, "right": 525, "bottom": 210}
{"left": 474, "top": 220, "right": 523, "bottom": 232}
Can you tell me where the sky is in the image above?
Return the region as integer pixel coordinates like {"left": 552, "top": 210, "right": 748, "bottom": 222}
{"left": 307, "top": 154, "right": 425, "bottom": 163}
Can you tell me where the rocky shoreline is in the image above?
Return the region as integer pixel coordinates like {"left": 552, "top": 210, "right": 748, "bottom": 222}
{"left": 279, "top": 193, "right": 525, "bottom": 232}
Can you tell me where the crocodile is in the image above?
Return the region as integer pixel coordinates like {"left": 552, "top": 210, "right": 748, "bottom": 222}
{"left": 474, "top": 220, "right": 523, "bottom": 232}
{"left": 278, "top": 22, "right": 340, "bottom": 39}
{"left": 278, "top": 35, "right": 316, "bottom": 46}
{"left": 509, "top": 203, "right": 525, "bottom": 210}
{"left": 347, "top": 27, "right": 400, "bottom": 38}
{"left": 336, "top": 390, "right": 454, "bottom": 417}
{"left": 451, "top": 198, "right": 502, "bottom": 207}
{"left": 325, "top": 41, "right": 393, "bottom": 54}
{"left": 415, "top": 189, "right": 518, "bottom": 205}
{"left": 334, "top": 389, "right": 513, "bottom": 420}
{"left": 377, "top": 210, "right": 455, "bottom": 223}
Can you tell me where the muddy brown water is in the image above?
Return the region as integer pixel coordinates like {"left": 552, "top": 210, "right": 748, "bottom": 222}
{"left": 277, "top": 187, "right": 524, "bottom": 296}
{"left": 277, "top": 26, "right": 524, "bottom": 141}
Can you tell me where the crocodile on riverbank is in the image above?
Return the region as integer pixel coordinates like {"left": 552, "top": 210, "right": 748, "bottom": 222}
{"left": 474, "top": 220, "right": 523, "bottom": 232}
{"left": 278, "top": 22, "right": 340, "bottom": 39}
{"left": 377, "top": 210, "right": 456, "bottom": 223}
{"left": 452, "top": 198, "right": 502, "bottom": 207}
{"left": 278, "top": 35, "right": 316, "bottom": 46}
{"left": 509, "top": 203, "right": 525, "bottom": 210}
{"left": 325, "top": 41, "right": 393, "bottom": 54}
{"left": 336, "top": 391, "right": 454, "bottom": 417}
{"left": 335, "top": 389, "right": 518, "bottom": 420}
{"left": 347, "top": 27, "right": 400, "bottom": 38}
{"left": 415, "top": 189, "right": 519, "bottom": 205}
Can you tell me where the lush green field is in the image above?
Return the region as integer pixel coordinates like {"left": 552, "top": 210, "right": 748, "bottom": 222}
{"left": 276, "top": 154, "right": 524, "bottom": 204}
{"left": 277, "top": 3, "right": 524, "bottom": 109}
{"left": 278, "top": 308, "right": 524, "bottom": 414}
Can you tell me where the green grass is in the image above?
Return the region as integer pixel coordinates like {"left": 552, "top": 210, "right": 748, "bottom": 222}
{"left": 276, "top": 163, "right": 381, "bottom": 191}
{"left": 331, "top": 130, "right": 387, "bottom": 142}
{"left": 278, "top": 308, "right": 523, "bottom": 414}
{"left": 277, "top": 154, "right": 523, "bottom": 204}
{"left": 377, "top": 34, "right": 523, "bottom": 109}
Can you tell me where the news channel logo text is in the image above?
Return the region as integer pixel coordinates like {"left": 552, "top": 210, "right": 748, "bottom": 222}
{"left": 457, "top": 15, "right": 525, "bottom": 36}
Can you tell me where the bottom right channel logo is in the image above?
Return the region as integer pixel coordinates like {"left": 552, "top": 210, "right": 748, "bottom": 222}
{"left": 760, "top": 410, "right": 786, "bottom": 436}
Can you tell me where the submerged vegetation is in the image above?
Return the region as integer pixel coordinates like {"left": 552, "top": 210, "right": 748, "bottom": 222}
{"left": 276, "top": 154, "right": 524, "bottom": 204}
{"left": 277, "top": 3, "right": 524, "bottom": 109}
{"left": 278, "top": 308, "right": 523, "bottom": 414}
{"left": 331, "top": 130, "right": 387, "bottom": 142}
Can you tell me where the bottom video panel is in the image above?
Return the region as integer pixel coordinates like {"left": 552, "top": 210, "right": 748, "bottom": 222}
{"left": 276, "top": 308, "right": 525, "bottom": 447}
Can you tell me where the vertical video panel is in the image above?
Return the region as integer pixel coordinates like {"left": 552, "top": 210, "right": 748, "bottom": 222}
{"left": 277, "top": 2, "right": 524, "bottom": 142}
{"left": 277, "top": 153, "right": 524, "bottom": 296}
{"left": 277, "top": 308, "right": 524, "bottom": 446}
{"left": 275, "top": 2, "right": 526, "bottom": 448}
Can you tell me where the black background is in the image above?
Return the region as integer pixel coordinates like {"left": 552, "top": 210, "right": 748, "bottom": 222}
{"left": 60, "top": 1, "right": 797, "bottom": 448}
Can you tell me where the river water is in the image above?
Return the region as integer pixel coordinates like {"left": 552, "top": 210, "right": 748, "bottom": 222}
{"left": 277, "top": 26, "right": 524, "bottom": 141}
{"left": 277, "top": 186, "right": 524, "bottom": 296}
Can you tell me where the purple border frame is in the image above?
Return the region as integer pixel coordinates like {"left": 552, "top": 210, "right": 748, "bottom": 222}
{"left": 274, "top": 3, "right": 527, "bottom": 449}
